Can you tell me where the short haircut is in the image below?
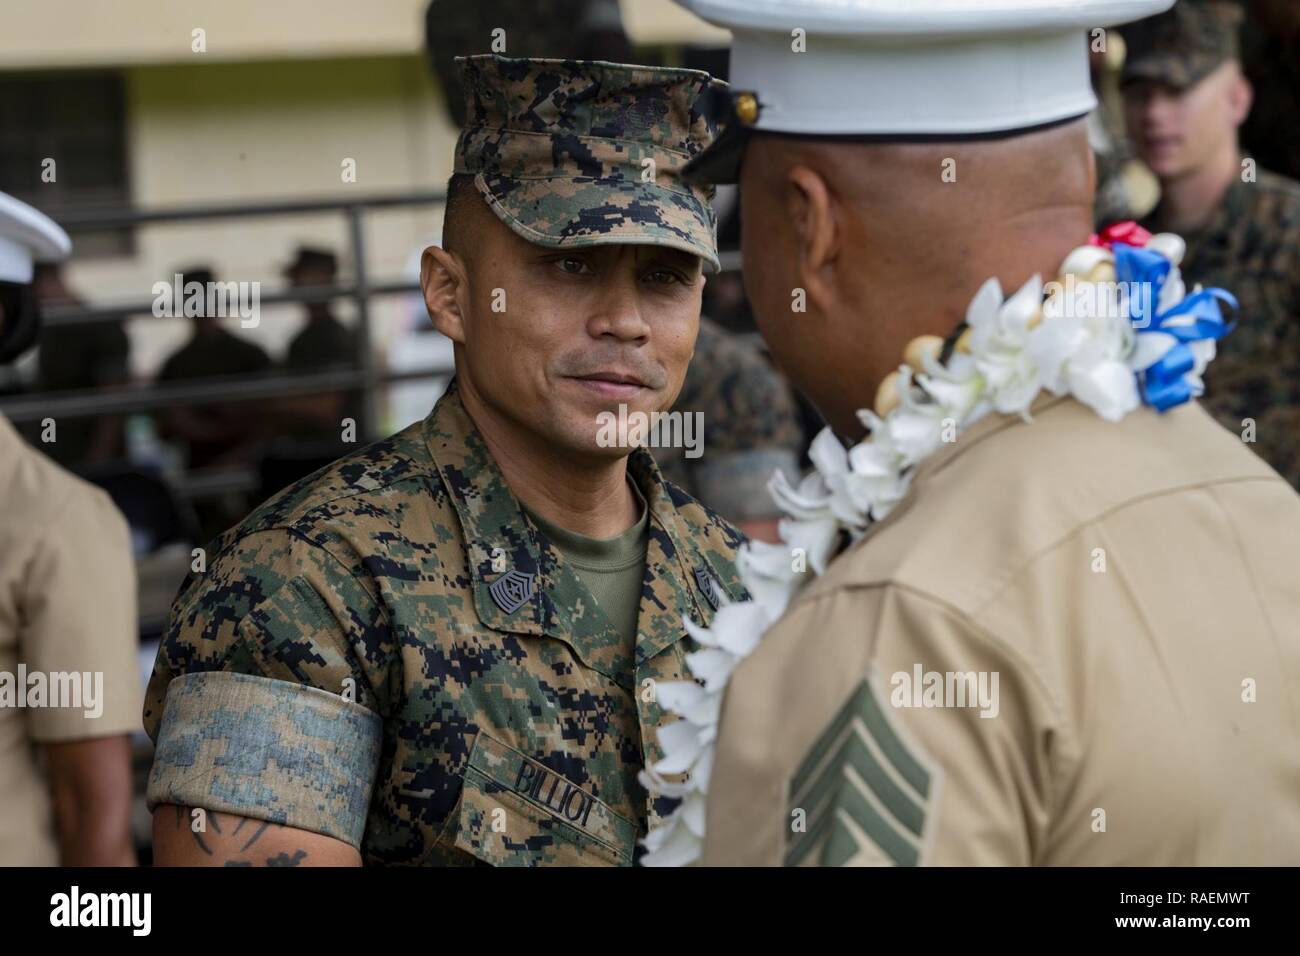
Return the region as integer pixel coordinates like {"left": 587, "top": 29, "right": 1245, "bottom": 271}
{"left": 441, "top": 172, "right": 483, "bottom": 256}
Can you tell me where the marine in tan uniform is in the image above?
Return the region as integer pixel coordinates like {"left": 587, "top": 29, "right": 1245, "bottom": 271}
{"left": 671, "top": 0, "right": 1300, "bottom": 865}
{"left": 144, "top": 57, "right": 748, "bottom": 867}
{"left": 0, "top": 192, "right": 140, "bottom": 865}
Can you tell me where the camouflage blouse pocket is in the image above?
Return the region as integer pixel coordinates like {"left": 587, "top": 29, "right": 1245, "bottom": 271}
{"left": 448, "top": 732, "right": 637, "bottom": 867}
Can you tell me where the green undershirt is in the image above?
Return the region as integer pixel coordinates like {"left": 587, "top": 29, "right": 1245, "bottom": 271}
{"left": 524, "top": 478, "right": 649, "bottom": 655}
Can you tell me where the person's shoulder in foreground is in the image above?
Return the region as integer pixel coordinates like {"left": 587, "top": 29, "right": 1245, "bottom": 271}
{"left": 1, "top": 413, "right": 140, "bottom": 741}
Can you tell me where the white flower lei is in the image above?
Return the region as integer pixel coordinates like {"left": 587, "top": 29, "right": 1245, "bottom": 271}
{"left": 638, "top": 229, "right": 1230, "bottom": 866}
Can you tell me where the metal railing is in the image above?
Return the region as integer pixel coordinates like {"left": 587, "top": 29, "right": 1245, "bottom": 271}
{"left": 0, "top": 190, "right": 451, "bottom": 448}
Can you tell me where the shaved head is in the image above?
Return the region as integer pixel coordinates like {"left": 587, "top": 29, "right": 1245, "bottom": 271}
{"left": 441, "top": 172, "right": 492, "bottom": 260}
{"left": 738, "top": 118, "right": 1095, "bottom": 436}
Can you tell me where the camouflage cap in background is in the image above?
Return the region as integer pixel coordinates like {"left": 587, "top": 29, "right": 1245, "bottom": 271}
{"left": 1120, "top": 0, "right": 1245, "bottom": 89}
{"left": 454, "top": 55, "right": 726, "bottom": 270}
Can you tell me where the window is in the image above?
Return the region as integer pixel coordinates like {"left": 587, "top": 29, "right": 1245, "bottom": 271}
{"left": 0, "top": 70, "right": 133, "bottom": 257}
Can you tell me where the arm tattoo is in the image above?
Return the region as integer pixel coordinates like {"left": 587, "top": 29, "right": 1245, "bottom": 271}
{"left": 266, "top": 850, "right": 308, "bottom": 867}
{"left": 239, "top": 821, "right": 270, "bottom": 852}
{"left": 172, "top": 808, "right": 320, "bottom": 866}
{"left": 189, "top": 825, "right": 214, "bottom": 856}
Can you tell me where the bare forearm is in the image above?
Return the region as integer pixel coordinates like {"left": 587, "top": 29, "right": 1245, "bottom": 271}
{"left": 45, "top": 735, "right": 136, "bottom": 866}
{"left": 57, "top": 816, "right": 136, "bottom": 866}
{"left": 152, "top": 805, "right": 362, "bottom": 866}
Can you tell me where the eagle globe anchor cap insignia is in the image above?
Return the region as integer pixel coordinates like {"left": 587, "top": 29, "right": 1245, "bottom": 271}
{"left": 489, "top": 568, "right": 536, "bottom": 615}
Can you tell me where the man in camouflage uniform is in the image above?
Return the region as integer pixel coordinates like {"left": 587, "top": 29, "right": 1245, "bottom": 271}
{"left": 143, "top": 56, "right": 746, "bottom": 866}
{"left": 1120, "top": 0, "right": 1300, "bottom": 487}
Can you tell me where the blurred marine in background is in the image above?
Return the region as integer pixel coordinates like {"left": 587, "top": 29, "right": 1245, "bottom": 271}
{"left": 0, "top": 192, "right": 139, "bottom": 866}
{"left": 1120, "top": 0, "right": 1300, "bottom": 489}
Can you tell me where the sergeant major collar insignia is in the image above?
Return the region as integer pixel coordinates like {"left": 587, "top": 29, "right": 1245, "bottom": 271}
{"left": 693, "top": 565, "right": 720, "bottom": 611}
{"left": 489, "top": 568, "right": 536, "bottom": 615}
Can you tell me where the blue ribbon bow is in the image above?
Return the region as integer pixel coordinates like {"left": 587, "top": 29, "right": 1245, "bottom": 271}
{"left": 1113, "top": 242, "right": 1236, "bottom": 411}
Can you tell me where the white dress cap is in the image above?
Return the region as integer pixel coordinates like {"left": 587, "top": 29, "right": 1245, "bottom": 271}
{"left": 0, "top": 191, "right": 72, "bottom": 285}
{"left": 677, "top": 0, "right": 1174, "bottom": 138}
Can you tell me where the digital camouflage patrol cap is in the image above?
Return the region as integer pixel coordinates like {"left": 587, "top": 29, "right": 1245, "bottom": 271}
{"left": 454, "top": 55, "right": 726, "bottom": 270}
{"left": 1120, "top": 0, "right": 1245, "bottom": 90}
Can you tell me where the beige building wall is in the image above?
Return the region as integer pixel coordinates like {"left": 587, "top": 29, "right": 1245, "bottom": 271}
{"left": 0, "top": 0, "right": 726, "bottom": 69}
{"left": 0, "top": 0, "right": 432, "bottom": 68}
{"left": 62, "top": 54, "right": 457, "bottom": 378}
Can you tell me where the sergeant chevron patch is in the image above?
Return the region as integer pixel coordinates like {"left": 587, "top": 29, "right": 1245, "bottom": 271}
{"left": 785, "top": 675, "right": 941, "bottom": 867}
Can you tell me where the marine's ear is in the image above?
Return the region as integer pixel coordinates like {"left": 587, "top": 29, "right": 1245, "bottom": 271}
{"left": 421, "top": 246, "right": 469, "bottom": 344}
{"left": 783, "top": 164, "right": 841, "bottom": 316}
{"left": 1226, "top": 66, "right": 1254, "bottom": 128}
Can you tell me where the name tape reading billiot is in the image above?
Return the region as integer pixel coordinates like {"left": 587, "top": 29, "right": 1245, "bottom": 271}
{"left": 514, "top": 760, "right": 599, "bottom": 830}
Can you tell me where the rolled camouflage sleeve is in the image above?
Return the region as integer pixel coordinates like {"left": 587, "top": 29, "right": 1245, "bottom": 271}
{"left": 143, "top": 527, "right": 395, "bottom": 847}
{"left": 147, "top": 671, "right": 382, "bottom": 848}
{"left": 144, "top": 530, "right": 393, "bottom": 735}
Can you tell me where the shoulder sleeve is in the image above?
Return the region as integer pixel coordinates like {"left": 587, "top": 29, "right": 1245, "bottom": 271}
{"left": 143, "top": 528, "right": 393, "bottom": 845}
{"left": 23, "top": 481, "right": 141, "bottom": 742}
{"left": 146, "top": 671, "right": 381, "bottom": 849}
{"left": 847, "top": 585, "right": 1068, "bottom": 865}
{"left": 707, "top": 581, "right": 1070, "bottom": 866}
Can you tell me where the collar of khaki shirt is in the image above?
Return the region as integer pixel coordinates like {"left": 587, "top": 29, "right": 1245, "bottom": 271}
{"left": 858, "top": 392, "right": 1073, "bottom": 549}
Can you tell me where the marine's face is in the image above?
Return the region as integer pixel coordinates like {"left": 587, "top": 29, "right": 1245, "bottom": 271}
{"left": 1123, "top": 62, "right": 1250, "bottom": 179}
{"left": 434, "top": 210, "right": 704, "bottom": 459}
